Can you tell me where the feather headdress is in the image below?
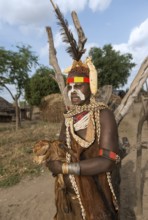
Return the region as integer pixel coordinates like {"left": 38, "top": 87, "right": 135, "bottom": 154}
{"left": 50, "top": 0, "right": 98, "bottom": 95}
{"left": 50, "top": 0, "right": 86, "bottom": 61}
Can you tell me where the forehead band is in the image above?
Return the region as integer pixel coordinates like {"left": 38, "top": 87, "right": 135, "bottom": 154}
{"left": 67, "top": 77, "right": 90, "bottom": 84}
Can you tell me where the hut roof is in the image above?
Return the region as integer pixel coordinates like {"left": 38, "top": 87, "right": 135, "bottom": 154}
{"left": 0, "top": 97, "right": 14, "bottom": 112}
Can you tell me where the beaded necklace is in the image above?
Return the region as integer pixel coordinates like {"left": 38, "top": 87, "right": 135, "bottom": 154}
{"left": 64, "top": 96, "right": 107, "bottom": 118}
{"left": 64, "top": 97, "right": 107, "bottom": 219}
{"left": 64, "top": 96, "right": 119, "bottom": 219}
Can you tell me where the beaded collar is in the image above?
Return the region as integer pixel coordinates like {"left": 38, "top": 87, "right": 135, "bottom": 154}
{"left": 64, "top": 96, "right": 108, "bottom": 118}
{"left": 73, "top": 111, "right": 88, "bottom": 124}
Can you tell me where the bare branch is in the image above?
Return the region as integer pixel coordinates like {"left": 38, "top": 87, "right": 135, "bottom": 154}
{"left": 115, "top": 56, "right": 148, "bottom": 125}
{"left": 46, "top": 27, "right": 64, "bottom": 91}
{"left": 46, "top": 26, "right": 70, "bottom": 108}
{"left": 71, "top": 11, "right": 87, "bottom": 52}
{"left": 50, "top": 0, "right": 57, "bottom": 10}
{"left": 145, "top": 78, "right": 148, "bottom": 91}
{"left": 49, "top": 73, "right": 57, "bottom": 82}
{"left": 3, "top": 84, "right": 15, "bottom": 100}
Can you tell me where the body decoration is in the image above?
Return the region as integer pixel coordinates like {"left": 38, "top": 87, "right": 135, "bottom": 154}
{"left": 62, "top": 162, "right": 80, "bottom": 175}
{"left": 64, "top": 96, "right": 106, "bottom": 148}
{"left": 65, "top": 57, "right": 98, "bottom": 96}
{"left": 73, "top": 111, "right": 88, "bottom": 123}
{"left": 63, "top": 96, "right": 119, "bottom": 219}
{"left": 67, "top": 77, "right": 90, "bottom": 83}
{"left": 40, "top": 1, "right": 121, "bottom": 219}
{"left": 67, "top": 83, "right": 85, "bottom": 102}
{"left": 74, "top": 112, "right": 90, "bottom": 131}
{"left": 98, "top": 148, "right": 121, "bottom": 164}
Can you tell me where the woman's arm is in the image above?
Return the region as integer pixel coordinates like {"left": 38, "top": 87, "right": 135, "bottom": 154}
{"left": 79, "top": 108, "right": 119, "bottom": 175}
{"left": 48, "top": 109, "right": 120, "bottom": 176}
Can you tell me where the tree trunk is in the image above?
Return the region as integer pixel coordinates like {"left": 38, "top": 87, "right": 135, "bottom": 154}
{"left": 29, "top": 106, "right": 33, "bottom": 121}
{"left": 15, "top": 96, "right": 21, "bottom": 130}
{"left": 136, "top": 101, "right": 148, "bottom": 216}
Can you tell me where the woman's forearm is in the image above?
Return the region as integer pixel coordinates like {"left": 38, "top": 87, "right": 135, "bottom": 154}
{"left": 79, "top": 157, "right": 115, "bottom": 175}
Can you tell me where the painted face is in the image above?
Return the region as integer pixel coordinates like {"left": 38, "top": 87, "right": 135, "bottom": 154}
{"left": 67, "top": 82, "right": 91, "bottom": 105}
{"left": 68, "top": 83, "right": 85, "bottom": 102}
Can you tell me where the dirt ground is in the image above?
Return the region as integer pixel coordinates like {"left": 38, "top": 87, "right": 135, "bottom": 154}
{"left": 0, "top": 102, "right": 147, "bottom": 220}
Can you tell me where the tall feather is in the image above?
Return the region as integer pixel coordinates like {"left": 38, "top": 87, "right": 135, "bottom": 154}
{"left": 50, "top": 0, "right": 85, "bottom": 61}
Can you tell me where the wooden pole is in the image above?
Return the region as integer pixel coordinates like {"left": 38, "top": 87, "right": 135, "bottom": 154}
{"left": 136, "top": 103, "right": 148, "bottom": 216}
{"left": 115, "top": 57, "right": 148, "bottom": 125}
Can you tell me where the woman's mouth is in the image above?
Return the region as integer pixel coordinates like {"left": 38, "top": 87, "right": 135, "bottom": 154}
{"left": 71, "top": 96, "right": 80, "bottom": 102}
{"left": 72, "top": 97, "right": 79, "bottom": 100}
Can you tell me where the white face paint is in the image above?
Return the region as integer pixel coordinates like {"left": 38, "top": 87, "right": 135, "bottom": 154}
{"left": 68, "top": 83, "right": 85, "bottom": 102}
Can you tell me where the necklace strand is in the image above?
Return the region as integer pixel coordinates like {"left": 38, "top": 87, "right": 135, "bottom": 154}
{"left": 64, "top": 97, "right": 118, "bottom": 216}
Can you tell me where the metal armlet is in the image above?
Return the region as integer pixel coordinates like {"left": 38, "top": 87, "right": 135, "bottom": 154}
{"left": 62, "top": 162, "right": 80, "bottom": 175}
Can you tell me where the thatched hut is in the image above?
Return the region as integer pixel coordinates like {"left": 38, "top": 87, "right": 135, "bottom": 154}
{"left": 40, "top": 94, "right": 65, "bottom": 123}
{"left": 0, "top": 97, "right": 15, "bottom": 122}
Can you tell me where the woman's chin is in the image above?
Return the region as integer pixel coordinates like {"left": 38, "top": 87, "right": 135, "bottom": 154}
{"left": 71, "top": 97, "right": 80, "bottom": 105}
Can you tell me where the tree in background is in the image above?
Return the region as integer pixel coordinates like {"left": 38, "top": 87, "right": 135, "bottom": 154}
{"left": 0, "top": 45, "right": 38, "bottom": 130}
{"left": 25, "top": 66, "right": 60, "bottom": 108}
{"left": 89, "top": 44, "right": 136, "bottom": 88}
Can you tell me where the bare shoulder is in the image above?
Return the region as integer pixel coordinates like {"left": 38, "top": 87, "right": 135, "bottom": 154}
{"left": 99, "top": 108, "right": 119, "bottom": 152}
{"left": 100, "top": 108, "right": 117, "bottom": 127}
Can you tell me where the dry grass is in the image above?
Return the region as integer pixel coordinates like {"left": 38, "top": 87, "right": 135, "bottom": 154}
{"left": 0, "top": 120, "right": 62, "bottom": 187}
{"left": 0, "top": 102, "right": 146, "bottom": 188}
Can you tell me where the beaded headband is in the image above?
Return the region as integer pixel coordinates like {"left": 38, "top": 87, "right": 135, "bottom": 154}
{"left": 67, "top": 77, "right": 90, "bottom": 84}
{"left": 65, "top": 57, "right": 98, "bottom": 95}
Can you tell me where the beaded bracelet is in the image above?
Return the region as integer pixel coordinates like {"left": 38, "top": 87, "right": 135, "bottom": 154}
{"left": 98, "top": 148, "right": 121, "bottom": 164}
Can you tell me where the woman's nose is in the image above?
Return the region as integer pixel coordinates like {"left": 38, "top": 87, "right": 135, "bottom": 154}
{"left": 71, "top": 90, "right": 77, "bottom": 94}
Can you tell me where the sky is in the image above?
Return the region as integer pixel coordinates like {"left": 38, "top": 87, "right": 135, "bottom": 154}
{"left": 0, "top": 0, "right": 148, "bottom": 102}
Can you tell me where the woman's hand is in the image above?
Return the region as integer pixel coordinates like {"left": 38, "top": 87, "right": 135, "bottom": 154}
{"left": 46, "top": 160, "right": 63, "bottom": 175}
